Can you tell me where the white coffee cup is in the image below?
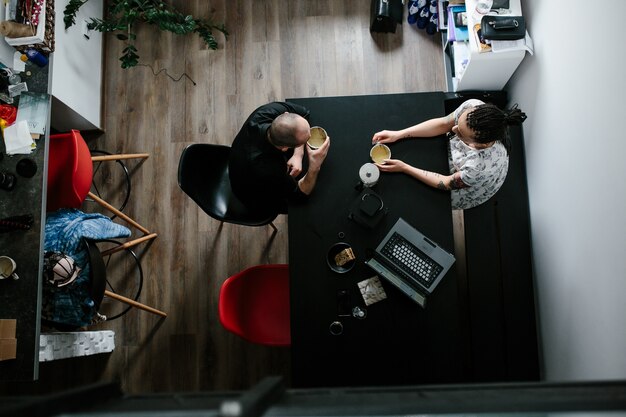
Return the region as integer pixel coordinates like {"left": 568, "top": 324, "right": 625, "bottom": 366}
{"left": 0, "top": 256, "right": 19, "bottom": 280}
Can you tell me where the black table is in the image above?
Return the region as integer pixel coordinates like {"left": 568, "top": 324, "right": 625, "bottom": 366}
{"left": 0, "top": 64, "right": 50, "bottom": 381}
{"left": 287, "top": 92, "right": 467, "bottom": 388}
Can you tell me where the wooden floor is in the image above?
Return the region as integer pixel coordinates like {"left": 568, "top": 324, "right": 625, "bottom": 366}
{"left": 11, "top": 0, "right": 446, "bottom": 395}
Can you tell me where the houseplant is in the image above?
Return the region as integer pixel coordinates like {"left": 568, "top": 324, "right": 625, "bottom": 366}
{"left": 63, "top": 0, "right": 228, "bottom": 69}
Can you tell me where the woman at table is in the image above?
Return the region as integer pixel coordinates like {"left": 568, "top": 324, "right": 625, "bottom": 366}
{"left": 371, "top": 99, "right": 526, "bottom": 210}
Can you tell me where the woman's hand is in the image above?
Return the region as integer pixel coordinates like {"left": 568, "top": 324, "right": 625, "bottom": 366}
{"left": 377, "top": 159, "right": 463, "bottom": 191}
{"left": 376, "top": 158, "right": 409, "bottom": 173}
{"left": 372, "top": 130, "right": 401, "bottom": 145}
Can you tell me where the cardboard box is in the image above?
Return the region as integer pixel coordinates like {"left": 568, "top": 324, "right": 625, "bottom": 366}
{"left": 0, "top": 339, "right": 17, "bottom": 361}
{"left": 5, "top": 0, "right": 46, "bottom": 46}
{"left": 0, "top": 319, "right": 16, "bottom": 338}
{"left": 0, "top": 319, "right": 17, "bottom": 361}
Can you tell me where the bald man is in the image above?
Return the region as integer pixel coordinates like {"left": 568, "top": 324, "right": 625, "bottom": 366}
{"left": 228, "top": 102, "right": 330, "bottom": 216}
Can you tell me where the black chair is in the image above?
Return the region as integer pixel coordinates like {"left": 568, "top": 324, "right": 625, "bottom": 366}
{"left": 42, "top": 238, "right": 166, "bottom": 331}
{"left": 85, "top": 238, "right": 167, "bottom": 319}
{"left": 177, "top": 144, "right": 278, "bottom": 231}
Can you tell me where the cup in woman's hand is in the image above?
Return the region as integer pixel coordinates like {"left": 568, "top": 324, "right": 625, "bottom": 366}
{"left": 370, "top": 143, "right": 391, "bottom": 164}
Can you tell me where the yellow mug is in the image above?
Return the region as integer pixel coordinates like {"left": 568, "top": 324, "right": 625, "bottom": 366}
{"left": 308, "top": 126, "right": 328, "bottom": 150}
{"left": 370, "top": 143, "right": 391, "bottom": 164}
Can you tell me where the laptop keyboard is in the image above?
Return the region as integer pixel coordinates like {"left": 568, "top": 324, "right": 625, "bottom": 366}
{"left": 380, "top": 232, "right": 443, "bottom": 288}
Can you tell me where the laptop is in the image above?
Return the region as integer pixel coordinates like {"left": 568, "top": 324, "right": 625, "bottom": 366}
{"left": 365, "top": 218, "right": 455, "bottom": 308}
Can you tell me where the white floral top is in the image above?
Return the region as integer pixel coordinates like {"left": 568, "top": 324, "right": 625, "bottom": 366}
{"left": 448, "top": 99, "right": 509, "bottom": 210}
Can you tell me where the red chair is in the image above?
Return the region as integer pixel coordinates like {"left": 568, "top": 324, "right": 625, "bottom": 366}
{"left": 47, "top": 130, "right": 93, "bottom": 211}
{"left": 47, "top": 130, "right": 157, "bottom": 253}
{"left": 218, "top": 264, "right": 291, "bottom": 347}
{"left": 46, "top": 131, "right": 165, "bottom": 319}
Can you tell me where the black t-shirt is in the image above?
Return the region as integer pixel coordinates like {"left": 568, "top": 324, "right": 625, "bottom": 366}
{"left": 228, "top": 102, "right": 310, "bottom": 215}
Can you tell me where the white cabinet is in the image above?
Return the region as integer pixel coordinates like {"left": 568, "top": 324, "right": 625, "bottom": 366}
{"left": 442, "top": 0, "right": 526, "bottom": 92}
{"left": 50, "top": 0, "right": 103, "bottom": 132}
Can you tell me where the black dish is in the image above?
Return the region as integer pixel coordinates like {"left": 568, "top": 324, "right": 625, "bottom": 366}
{"left": 326, "top": 242, "right": 355, "bottom": 273}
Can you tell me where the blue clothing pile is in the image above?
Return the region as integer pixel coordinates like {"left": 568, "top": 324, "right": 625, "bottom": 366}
{"left": 407, "top": 0, "right": 439, "bottom": 35}
{"left": 42, "top": 209, "right": 131, "bottom": 328}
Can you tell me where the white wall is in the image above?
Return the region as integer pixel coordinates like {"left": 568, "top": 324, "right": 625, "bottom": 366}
{"left": 507, "top": 0, "right": 626, "bottom": 381}
{"left": 51, "top": 0, "right": 103, "bottom": 130}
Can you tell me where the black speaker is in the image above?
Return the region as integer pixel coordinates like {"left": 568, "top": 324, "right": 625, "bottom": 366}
{"left": 370, "top": 0, "right": 403, "bottom": 33}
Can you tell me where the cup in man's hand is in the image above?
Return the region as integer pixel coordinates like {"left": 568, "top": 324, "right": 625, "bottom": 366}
{"left": 308, "top": 126, "right": 328, "bottom": 150}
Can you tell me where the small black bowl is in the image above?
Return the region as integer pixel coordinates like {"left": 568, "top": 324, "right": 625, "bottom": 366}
{"left": 16, "top": 158, "right": 37, "bottom": 178}
{"left": 327, "top": 242, "right": 355, "bottom": 273}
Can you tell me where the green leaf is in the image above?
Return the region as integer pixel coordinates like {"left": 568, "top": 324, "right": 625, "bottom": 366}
{"left": 66, "top": 0, "right": 228, "bottom": 69}
{"left": 120, "top": 43, "right": 139, "bottom": 68}
{"left": 63, "top": 0, "right": 88, "bottom": 29}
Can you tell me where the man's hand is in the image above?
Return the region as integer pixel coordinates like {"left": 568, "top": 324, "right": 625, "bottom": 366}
{"left": 298, "top": 137, "right": 330, "bottom": 195}
{"left": 286, "top": 153, "right": 303, "bottom": 178}
{"left": 307, "top": 136, "right": 330, "bottom": 171}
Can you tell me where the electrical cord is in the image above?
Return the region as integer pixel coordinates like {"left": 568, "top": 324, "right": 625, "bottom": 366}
{"left": 135, "top": 63, "right": 197, "bottom": 85}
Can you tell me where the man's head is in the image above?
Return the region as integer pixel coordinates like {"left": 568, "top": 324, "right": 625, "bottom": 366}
{"left": 268, "top": 113, "right": 311, "bottom": 151}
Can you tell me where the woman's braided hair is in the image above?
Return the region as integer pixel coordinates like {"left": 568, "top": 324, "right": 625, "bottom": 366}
{"left": 466, "top": 103, "right": 527, "bottom": 153}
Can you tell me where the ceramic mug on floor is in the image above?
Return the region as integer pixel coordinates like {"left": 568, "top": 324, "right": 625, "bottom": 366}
{"left": 0, "top": 256, "right": 19, "bottom": 280}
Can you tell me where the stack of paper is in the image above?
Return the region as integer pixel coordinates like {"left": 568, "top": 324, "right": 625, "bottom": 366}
{"left": 16, "top": 91, "right": 49, "bottom": 138}
{"left": 3, "top": 120, "right": 34, "bottom": 154}
{"left": 2, "top": 92, "right": 50, "bottom": 155}
{"left": 491, "top": 31, "right": 535, "bottom": 55}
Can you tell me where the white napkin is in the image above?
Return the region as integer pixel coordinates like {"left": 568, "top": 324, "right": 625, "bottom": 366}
{"left": 3, "top": 120, "right": 35, "bottom": 155}
{"left": 358, "top": 276, "right": 387, "bottom": 306}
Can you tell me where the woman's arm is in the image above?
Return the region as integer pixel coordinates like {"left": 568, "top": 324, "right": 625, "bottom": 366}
{"left": 372, "top": 114, "right": 455, "bottom": 144}
{"left": 377, "top": 159, "right": 468, "bottom": 191}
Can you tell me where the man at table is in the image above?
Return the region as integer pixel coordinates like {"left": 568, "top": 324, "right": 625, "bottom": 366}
{"left": 372, "top": 99, "right": 526, "bottom": 210}
{"left": 229, "top": 101, "right": 331, "bottom": 215}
